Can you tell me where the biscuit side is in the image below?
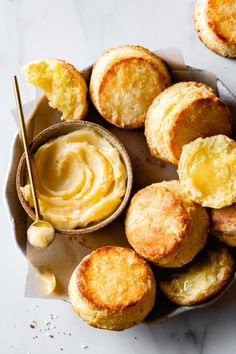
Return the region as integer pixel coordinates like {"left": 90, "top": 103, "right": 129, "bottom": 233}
{"left": 145, "top": 81, "right": 232, "bottom": 164}
{"left": 211, "top": 204, "right": 236, "bottom": 247}
{"left": 125, "top": 180, "right": 209, "bottom": 267}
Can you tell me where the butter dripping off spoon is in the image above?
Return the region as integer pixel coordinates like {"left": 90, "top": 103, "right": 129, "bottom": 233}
{"left": 13, "top": 75, "right": 55, "bottom": 248}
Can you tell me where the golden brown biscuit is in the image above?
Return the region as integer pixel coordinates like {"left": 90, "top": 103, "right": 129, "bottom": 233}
{"left": 178, "top": 135, "right": 236, "bottom": 208}
{"left": 125, "top": 180, "right": 209, "bottom": 268}
{"left": 89, "top": 45, "right": 172, "bottom": 129}
{"left": 145, "top": 81, "right": 232, "bottom": 164}
{"left": 22, "top": 59, "right": 88, "bottom": 121}
{"left": 194, "top": 0, "right": 236, "bottom": 58}
{"left": 160, "top": 246, "right": 234, "bottom": 306}
{"left": 68, "top": 246, "right": 156, "bottom": 330}
{"left": 211, "top": 204, "right": 236, "bottom": 247}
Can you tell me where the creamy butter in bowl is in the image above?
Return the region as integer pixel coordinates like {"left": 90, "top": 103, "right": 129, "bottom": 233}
{"left": 16, "top": 121, "right": 133, "bottom": 234}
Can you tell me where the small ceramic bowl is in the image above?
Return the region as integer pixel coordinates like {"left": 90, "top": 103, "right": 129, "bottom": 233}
{"left": 16, "top": 120, "right": 133, "bottom": 235}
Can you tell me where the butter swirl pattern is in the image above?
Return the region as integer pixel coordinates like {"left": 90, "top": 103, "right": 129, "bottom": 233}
{"left": 21, "top": 128, "right": 127, "bottom": 229}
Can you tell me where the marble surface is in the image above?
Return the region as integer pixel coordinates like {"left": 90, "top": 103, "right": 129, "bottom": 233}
{"left": 1, "top": 0, "right": 236, "bottom": 353}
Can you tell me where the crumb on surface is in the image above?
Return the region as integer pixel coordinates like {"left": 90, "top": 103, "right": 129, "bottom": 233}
{"left": 81, "top": 344, "right": 88, "bottom": 349}
{"left": 29, "top": 321, "right": 37, "bottom": 329}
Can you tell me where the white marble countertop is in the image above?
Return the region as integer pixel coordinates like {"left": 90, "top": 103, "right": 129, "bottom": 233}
{"left": 1, "top": 0, "right": 236, "bottom": 353}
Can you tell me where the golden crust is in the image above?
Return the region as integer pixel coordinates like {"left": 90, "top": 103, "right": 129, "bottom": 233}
{"left": 68, "top": 246, "right": 156, "bottom": 330}
{"left": 211, "top": 204, "right": 236, "bottom": 247}
{"left": 160, "top": 246, "right": 234, "bottom": 306}
{"left": 194, "top": 0, "right": 236, "bottom": 58}
{"left": 145, "top": 81, "right": 232, "bottom": 164}
{"left": 89, "top": 45, "right": 172, "bottom": 129}
{"left": 22, "top": 59, "right": 88, "bottom": 121}
{"left": 125, "top": 180, "right": 209, "bottom": 268}
{"left": 178, "top": 135, "right": 236, "bottom": 209}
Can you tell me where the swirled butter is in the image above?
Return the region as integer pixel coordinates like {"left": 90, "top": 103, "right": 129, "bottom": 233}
{"left": 21, "top": 128, "right": 127, "bottom": 229}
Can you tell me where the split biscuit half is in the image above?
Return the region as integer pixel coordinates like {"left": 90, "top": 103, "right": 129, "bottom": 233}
{"left": 160, "top": 245, "right": 234, "bottom": 306}
{"left": 178, "top": 135, "right": 236, "bottom": 209}
{"left": 22, "top": 59, "right": 88, "bottom": 121}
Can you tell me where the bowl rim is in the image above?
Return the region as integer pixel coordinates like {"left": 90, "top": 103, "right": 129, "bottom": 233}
{"left": 16, "top": 120, "right": 133, "bottom": 235}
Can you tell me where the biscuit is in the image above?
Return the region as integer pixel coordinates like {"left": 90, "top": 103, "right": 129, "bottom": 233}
{"left": 160, "top": 246, "right": 234, "bottom": 306}
{"left": 68, "top": 246, "right": 156, "bottom": 330}
{"left": 22, "top": 59, "right": 88, "bottom": 121}
{"left": 145, "top": 81, "right": 232, "bottom": 164}
{"left": 178, "top": 135, "right": 236, "bottom": 208}
{"left": 211, "top": 204, "right": 236, "bottom": 247}
{"left": 125, "top": 180, "right": 209, "bottom": 268}
{"left": 194, "top": 0, "right": 236, "bottom": 58}
{"left": 89, "top": 45, "right": 172, "bottom": 129}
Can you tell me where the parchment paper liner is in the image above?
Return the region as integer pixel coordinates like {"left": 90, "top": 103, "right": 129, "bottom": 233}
{"left": 5, "top": 48, "right": 236, "bottom": 323}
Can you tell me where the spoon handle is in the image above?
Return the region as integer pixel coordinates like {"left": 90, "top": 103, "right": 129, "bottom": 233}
{"left": 13, "top": 75, "right": 40, "bottom": 221}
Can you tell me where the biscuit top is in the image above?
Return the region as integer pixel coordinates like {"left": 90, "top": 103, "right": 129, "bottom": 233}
{"left": 90, "top": 45, "right": 171, "bottom": 129}
{"left": 99, "top": 58, "right": 163, "bottom": 128}
{"left": 211, "top": 204, "right": 236, "bottom": 233}
{"left": 206, "top": 0, "right": 236, "bottom": 45}
{"left": 77, "top": 246, "right": 152, "bottom": 308}
{"left": 125, "top": 181, "right": 191, "bottom": 262}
